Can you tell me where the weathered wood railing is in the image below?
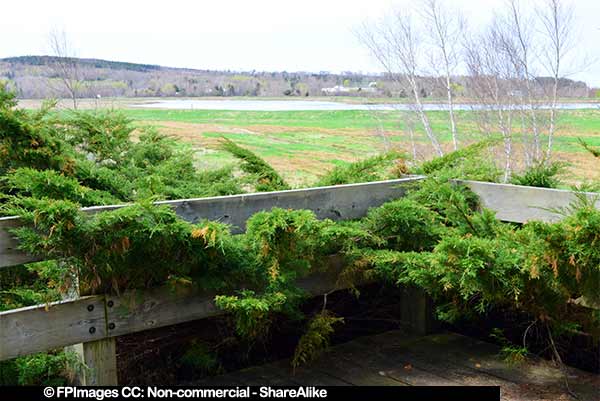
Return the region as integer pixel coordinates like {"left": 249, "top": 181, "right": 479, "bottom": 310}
{"left": 0, "top": 177, "right": 427, "bottom": 384}
{"left": 457, "top": 180, "right": 600, "bottom": 223}
{"left": 0, "top": 177, "right": 425, "bottom": 268}
{"left": 1, "top": 177, "right": 598, "bottom": 385}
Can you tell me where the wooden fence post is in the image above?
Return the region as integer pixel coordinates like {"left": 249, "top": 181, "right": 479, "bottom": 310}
{"left": 400, "top": 286, "right": 437, "bottom": 335}
{"left": 70, "top": 338, "right": 118, "bottom": 385}
{"left": 64, "top": 270, "right": 118, "bottom": 386}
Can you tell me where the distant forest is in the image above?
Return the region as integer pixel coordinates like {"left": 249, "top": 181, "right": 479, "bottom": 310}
{"left": 0, "top": 55, "right": 593, "bottom": 99}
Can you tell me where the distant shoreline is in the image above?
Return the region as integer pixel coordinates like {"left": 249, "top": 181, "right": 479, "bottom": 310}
{"left": 16, "top": 96, "right": 600, "bottom": 110}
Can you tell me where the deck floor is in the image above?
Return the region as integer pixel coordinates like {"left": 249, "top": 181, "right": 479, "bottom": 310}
{"left": 193, "top": 331, "right": 599, "bottom": 401}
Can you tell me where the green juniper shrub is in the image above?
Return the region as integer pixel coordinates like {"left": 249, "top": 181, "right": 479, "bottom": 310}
{"left": 13, "top": 351, "right": 78, "bottom": 386}
{"left": 179, "top": 340, "right": 223, "bottom": 376}
{"left": 60, "top": 110, "right": 134, "bottom": 165}
{"left": 0, "top": 259, "right": 71, "bottom": 385}
{"left": 244, "top": 208, "right": 327, "bottom": 287}
{"left": 407, "top": 178, "right": 481, "bottom": 231}
{"left": 215, "top": 208, "right": 333, "bottom": 340}
{"left": 4, "top": 168, "right": 120, "bottom": 206}
{"left": 4, "top": 163, "right": 599, "bottom": 377}
{"left": 364, "top": 198, "right": 446, "bottom": 252}
{"left": 0, "top": 82, "right": 17, "bottom": 110}
{"left": 98, "top": 127, "right": 243, "bottom": 201}
{"left": 0, "top": 87, "right": 248, "bottom": 209}
{"left": 2, "top": 354, "right": 78, "bottom": 386}
{"left": 128, "top": 128, "right": 175, "bottom": 168}
{"left": 291, "top": 310, "right": 344, "bottom": 370}
{"left": 489, "top": 328, "right": 528, "bottom": 365}
{"left": 215, "top": 290, "right": 289, "bottom": 340}
{"left": 0, "top": 261, "right": 64, "bottom": 312}
{"left": 7, "top": 199, "right": 247, "bottom": 294}
{"left": 0, "top": 95, "right": 74, "bottom": 178}
{"left": 316, "top": 219, "right": 383, "bottom": 255}
{"left": 422, "top": 233, "right": 524, "bottom": 320}
{"left": 220, "top": 138, "right": 289, "bottom": 192}
{"left": 578, "top": 137, "right": 600, "bottom": 158}
{"left": 510, "top": 161, "right": 565, "bottom": 188}
{"left": 361, "top": 220, "right": 525, "bottom": 322}
{"left": 315, "top": 151, "right": 408, "bottom": 187}
{"left": 521, "top": 201, "right": 600, "bottom": 310}
{"left": 419, "top": 139, "right": 501, "bottom": 180}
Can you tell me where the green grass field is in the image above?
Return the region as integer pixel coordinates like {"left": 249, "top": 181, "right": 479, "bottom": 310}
{"left": 119, "top": 108, "right": 600, "bottom": 186}
{"left": 123, "top": 108, "right": 600, "bottom": 146}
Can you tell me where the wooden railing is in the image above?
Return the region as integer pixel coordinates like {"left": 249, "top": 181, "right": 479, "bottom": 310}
{"left": 1, "top": 177, "right": 597, "bottom": 385}
{"left": 0, "top": 177, "right": 426, "bottom": 384}
{"left": 457, "top": 180, "right": 600, "bottom": 223}
{"left": 0, "top": 177, "right": 425, "bottom": 268}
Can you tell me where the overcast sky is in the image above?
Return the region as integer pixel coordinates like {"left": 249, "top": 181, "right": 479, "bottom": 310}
{"left": 1, "top": 0, "right": 599, "bottom": 85}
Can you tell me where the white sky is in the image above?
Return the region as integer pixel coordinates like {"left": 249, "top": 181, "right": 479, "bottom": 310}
{"left": 1, "top": 0, "right": 599, "bottom": 85}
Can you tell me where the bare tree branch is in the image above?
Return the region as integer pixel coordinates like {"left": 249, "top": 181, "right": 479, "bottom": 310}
{"left": 421, "top": 0, "right": 463, "bottom": 151}
{"left": 537, "top": 0, "right": 575, "bottom": 160}
{"left": 48, "top": 28, "right": 81, "bottom": 109}
{"left": 357, "top": 12, "right": 444, "bottom": 156}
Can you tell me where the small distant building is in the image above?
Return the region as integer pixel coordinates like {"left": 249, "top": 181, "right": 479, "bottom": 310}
{"left": 322, "top": 82, "right": 378, "bottom": 95}
{"left": 508, "top": 90, "right": 524, "bottom": 97}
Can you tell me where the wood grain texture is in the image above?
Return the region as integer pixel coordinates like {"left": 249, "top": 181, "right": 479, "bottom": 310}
{"left": 68, "top": 339, "right": 118, "bottom": 385}
{"left": 327, "top": 339, "right": 456, "bottom": 386}
{"left": 105, "top": 287, "right": 220, "bottom": 339}
{"left": 193, "top": 331, "right": 600, "bottom": 400}
{"left": 0, "top": 296, "right": 107, "bottom": 360}
{"left": 0, "top": 266, "right": 357, "bottom": 361}
{"left": 456, "top": 180, "right": 600, "bottom": 223}
{"left": 104, "top": 268, "right": 345, "bottom": 340}
{"left": 0, "top": 177, "right": 423, "bottom": 269}
{"left": 399, "top": 286, "right": 437, "bottom": 335}
{"left": 0, "top": 216, "right": 42, "bottom": 268}
{"left": 65, "top": 275, "right": 119, "bottom": 386}
{"left": 4, "top": 178, "right": 599, "bottom": 268}
{"left": 308, "top": 346, "right": 408, "bottom": 386}
{"left": 79, "top": 339, "right": 118, "bottom": 385}
{"left": 158, "top": 177, "right": 423, "bottom": 232}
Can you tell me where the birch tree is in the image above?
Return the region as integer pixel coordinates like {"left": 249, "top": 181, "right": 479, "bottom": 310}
{"left": 357, "top": 12, "right": 444, "bottom": 156}
{"left": 537, "top": 0, "right": 575, "bottom": 159}
{"left": 465, "top": 23, "right": 518, "bottom": 181}
{"left": 422, "top": 0, "right": 463, "bottom": 151}
{"left": 484, "top": 0, "right": 543, "bottom": 164}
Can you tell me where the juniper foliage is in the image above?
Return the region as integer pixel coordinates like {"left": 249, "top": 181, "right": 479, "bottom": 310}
{"left": 220, "top": 138, "right": 289, "bottom": 192}
{"left": 315, "top": 151, "right": 408, "bottom": 187}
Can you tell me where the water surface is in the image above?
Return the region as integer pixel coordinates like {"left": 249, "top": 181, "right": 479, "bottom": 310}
{"left": 131, "top": 99, "right": 599, "bottom": 112}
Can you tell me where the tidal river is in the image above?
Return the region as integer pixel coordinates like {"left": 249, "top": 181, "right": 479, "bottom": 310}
{"left": 131, "top": 99, "right": 599, "bottom": 112}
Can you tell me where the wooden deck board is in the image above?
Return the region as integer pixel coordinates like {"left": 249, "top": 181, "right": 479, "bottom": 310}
{"left": 192, "top": 331, "right": 599, "bottom": 401}
{"left": 330, "top": 339, "right": 461, "bottom": 386}
{"left": 307, "top": 351, "right": 407, "bottom": 386}
{"left": 356, "top": 331, "right": 600, "bottom": 397}
{"left": 279, "top": 367, "right": 352, "bottom": 386}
